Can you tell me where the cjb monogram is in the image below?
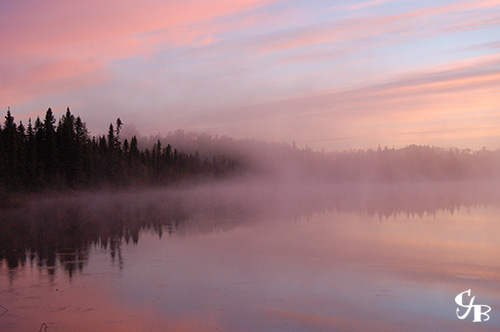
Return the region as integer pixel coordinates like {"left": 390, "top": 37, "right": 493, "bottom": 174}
{"left": 455, "top": 289, "right": 491, "bottom": 322}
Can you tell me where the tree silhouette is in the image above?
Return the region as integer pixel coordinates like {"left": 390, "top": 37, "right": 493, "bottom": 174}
{"left": 0, "top": 108, "right": 241, "bottom": 193}
{"left": 42, "top": 108, "right": 58, "bottom": 184}
{"left": 2, "top": 107, "right": 499, "bottom": 195}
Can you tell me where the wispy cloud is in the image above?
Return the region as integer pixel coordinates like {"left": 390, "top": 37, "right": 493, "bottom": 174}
{"left": 0, "top": 0, "right": 278, "bottom": 104}
{"left": 1, "top": 0, "right": 499, "bottom": 150}
{"left": 0, "top": 58, "right": 109, "bottom": 104}
{"left": 250, "top": 0, "right": 500, "bottom": 55}
{"left": 331, "top": 0, "right": 393, "bottom": 12}
{"left": 179, "top": 54, "right": 500, "bottom": 149}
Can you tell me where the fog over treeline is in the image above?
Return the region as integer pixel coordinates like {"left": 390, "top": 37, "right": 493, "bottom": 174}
{"left": 0, "top": 108, "right": 239, "bottom": 195}
{"left": 1, "top": 108, "right": 500, "bottom": 198}
{"left": 2, "top": 107, "right": 500, "bottom": 277}
{"left": 134, "top": 128, "right": 500, "bottom": 182}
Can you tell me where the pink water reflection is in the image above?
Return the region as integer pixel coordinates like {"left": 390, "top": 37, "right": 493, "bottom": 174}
{"left": 1, "top": 186, "right": 500, "bottom": 331}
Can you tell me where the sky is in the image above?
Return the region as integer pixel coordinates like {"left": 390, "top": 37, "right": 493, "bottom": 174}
{"left": 1, "top": 0, "right": 499, "bottom": 151}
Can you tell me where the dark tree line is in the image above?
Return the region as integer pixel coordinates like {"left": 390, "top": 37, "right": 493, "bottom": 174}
{"left": 0, "top": 108, "right": 239, "bottom": 192}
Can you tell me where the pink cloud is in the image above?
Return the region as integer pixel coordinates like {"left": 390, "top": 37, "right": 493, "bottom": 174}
{"left": 2, "top": 0, "right": 498, "bottom": 151}
{"left": 331, "top": 0, "right": 393, "bottom": 12}
{"left": 0, "top": 58, "right": 109, "bottom": 104}
{"left": 1, "top": 0, "right": 278, "bottom": 105}
{"left": 246, "top": 0, "right": 500, "bottom": 55}
{"left": 178, "top": 54, "right": 500, "bottom": 149}
{"left": 1, "top": 0, "right": 276, "bottom": 59}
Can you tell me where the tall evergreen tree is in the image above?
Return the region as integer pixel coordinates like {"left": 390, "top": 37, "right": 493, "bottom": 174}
{"left": 2, "top": 109, "right": 18, "bottom": 187}
{"left": 15, "top": 121, "right": 28, "bottom": 185}
{"left": 25, "top": 119, "right": 37, "bottom": 187}
{"left": 115, "top": 118, "right": 122, "bottom": 151}
{"left": 74, "top": 116, "right": 90, "bottom": 184}
{"left": 130, "top": 136, "right": 139, "bottom": 160}
{"left": 33, "top": 116, "right": 44, "bottom": 184}
{"left": 107, "top": 123, "right": 114, "bottom": 152}
{"left": 57, "top": 108, "right": 77, "bottom": 186}
{"left": 0, "top": 119, "right": 5, "bottom": 186}
{"left": 42, "top": 108, "right": 58, "bottom": 184}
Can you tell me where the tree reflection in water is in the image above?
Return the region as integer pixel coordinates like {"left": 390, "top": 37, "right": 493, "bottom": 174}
{"left": 1, "top": 181, "right": 499, "bottom": 279}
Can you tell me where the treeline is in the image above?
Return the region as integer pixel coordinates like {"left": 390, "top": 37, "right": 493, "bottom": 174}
{"left": 323, "top": 145, "right": 500, "bottom": 181}
{"left": 2, "top": 107, "right": 499, "bottom": 192}
{"left": 265, "top": 143, "right": 500, "bottom": 182}
{"left": 139, "top": 131, "right": 500, "bottom": 182}
{"left": 0, "top": 108, "right": 240, "bottom": 192}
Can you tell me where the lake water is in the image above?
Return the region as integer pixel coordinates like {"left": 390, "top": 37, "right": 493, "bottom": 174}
{"left": 1, "top": 181, "right": 500, "bottom": 331}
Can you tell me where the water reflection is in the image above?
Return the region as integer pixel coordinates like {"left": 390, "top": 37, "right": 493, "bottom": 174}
{"left": 1, "top": 181, "right": 500, "bottom": 278}
{"left": 1, "top": 181, "right": 500, "bottom": 332}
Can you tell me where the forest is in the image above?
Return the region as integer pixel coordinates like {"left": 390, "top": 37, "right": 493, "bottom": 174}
{"left": 137, "top": 130, "right": 500, "bottom": 182}
{"left": 1, "top": 108, "right": 500, "bottom": 197}
{"left": 0, "top": 108, "right": 240, "bottom": 193}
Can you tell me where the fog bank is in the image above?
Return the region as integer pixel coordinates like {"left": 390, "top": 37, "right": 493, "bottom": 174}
{"left": 133, "top": 130, "right": 500, "bottom": 182}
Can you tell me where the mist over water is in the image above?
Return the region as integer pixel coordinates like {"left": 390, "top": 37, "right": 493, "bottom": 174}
{"left": 2, "top": 180, "right": 500, "bottom": 331}
{"left": 2, "top": 0, "right": 500, "bottom": 329}
{"left": 133, "top": 131, "right": 500, "bottom": 182}
{"left": 3, "top": 180, "right": 500, "bottom": 267}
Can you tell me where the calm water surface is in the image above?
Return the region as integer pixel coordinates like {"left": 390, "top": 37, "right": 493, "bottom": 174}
{"left": 1, "top": 182, "right": 500, "bottom": 331}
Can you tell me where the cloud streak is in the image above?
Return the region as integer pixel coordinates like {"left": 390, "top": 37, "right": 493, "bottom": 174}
{"left": 1, "top": 0, "right": 499, "bottom": 150}
{"left": 1, "top": 0, "right": 278, "bottom": 104}
{"left": 0, "top": 58, "right": 108, "bottom": 103}
{"left": 179, "top": 54, "right": 500, "bottom": 149}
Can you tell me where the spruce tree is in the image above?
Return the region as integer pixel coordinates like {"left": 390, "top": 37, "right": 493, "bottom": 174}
{"left": 2, "top": 109, "right": 18, "bottom": 187}
{"left": 15, "top": 121, "right": 27, "bottom": 185}
{"left": 42, "top": 108, "right": 58, "bottom": 184}
{"left": 25, "top": 119, "right": 37, "bottom": 187}
{"left": 75, "top": 116, "right": 90, "bottom": 184}
{"left": 57, "top": 108, "right": 77, "bottom": 186}
{"left": 0, "top": 120, "right": 5, "bottom": 186}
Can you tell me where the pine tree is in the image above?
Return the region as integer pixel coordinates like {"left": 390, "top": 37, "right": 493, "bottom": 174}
{"left": 25, "top": 119, "right": 37, "bottom": 187}
{"left": 115, "top": 118, "right": 122, "bottom": 151}
{"left": 42, "top": 108, "right": 58, "bottom": 184}
{"left": 33, "top": 116, "right": 44, "bottom": 184}
{"left": 0, "top": 120, "right": 5, "bottom": 186}
{"left": 130, "top": 136, "right": 139, "bottom": 160}
{"left": 75, "top": 116, "right": 90, "bottom": 184}
{"left": 15, "top": 121, "right": 28, "bottom": 185}
{"left": 57, "top": 108, "right": 77, "bottom": 186}
{"left": 2, "top": 109, "right": 18, "bottom": 187}
{"left": 107, "top": 123, "right": 115, "bottom": 152}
